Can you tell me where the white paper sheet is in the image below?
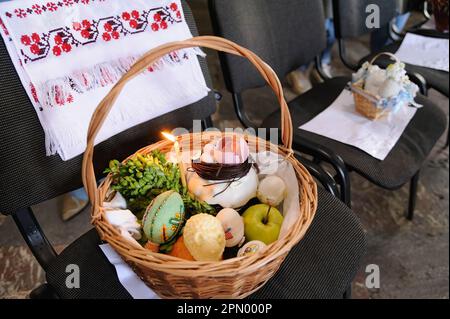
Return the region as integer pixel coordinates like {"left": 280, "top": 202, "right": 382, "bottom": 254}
{"left": 99, "top": 244, "right": 160, "bottom": 299}
{"left": 395, "top": 33, "right": 449, "bottom": 72}
{"left": 300, "top": 89, "right": 417, "bottom": 160}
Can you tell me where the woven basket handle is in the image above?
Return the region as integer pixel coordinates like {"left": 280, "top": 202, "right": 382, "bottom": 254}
{"left": 82, "top": 36, "right": 293, "bottom": 207}
{"left": 370, "top": 52, "right": 400, "bottom": 65}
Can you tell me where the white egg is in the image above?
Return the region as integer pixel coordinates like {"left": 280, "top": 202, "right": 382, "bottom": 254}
{"left": 257, "top": 175, "right": 287, "bottom": 207}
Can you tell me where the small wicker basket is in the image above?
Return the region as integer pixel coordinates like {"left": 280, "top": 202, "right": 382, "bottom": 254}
{"left": 82, "top": 36, "right": 318, "bottom": 299}
{"left": 350, "top": 52, "right": 400, "bottom": 120}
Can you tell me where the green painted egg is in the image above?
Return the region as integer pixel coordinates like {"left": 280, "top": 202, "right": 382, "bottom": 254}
{"left": 142, "top": 191, "right": 185, "bottom": 244}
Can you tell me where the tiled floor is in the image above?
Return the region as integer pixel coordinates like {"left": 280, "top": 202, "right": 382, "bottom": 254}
{"left": 0, "top": 1, "right": 448, "bottom": 299}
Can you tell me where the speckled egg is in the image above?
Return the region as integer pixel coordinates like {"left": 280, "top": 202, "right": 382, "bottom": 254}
{"left": 183, "top": 214, "right": 226, "bottom": 261}
{"left": 142, "top": 191, "right": 185, "bottom": 245}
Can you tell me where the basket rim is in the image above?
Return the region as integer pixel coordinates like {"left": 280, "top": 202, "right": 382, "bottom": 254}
{"left": 92, "top": 131, "right": 317, "bottom": 276}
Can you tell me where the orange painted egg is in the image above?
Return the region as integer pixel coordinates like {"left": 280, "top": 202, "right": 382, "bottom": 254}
{"left": 168, "top": 236, "right": 195, "bottom": 261}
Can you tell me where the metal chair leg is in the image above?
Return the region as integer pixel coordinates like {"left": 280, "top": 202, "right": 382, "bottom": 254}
{"left": 343, "top": 285, "right": 352, "bottom": 299}
{"left": 445, "top": 126, "right": 449, "bottom": 148}
{"left": 12, "top": 207, "right": 57, "bottom": 271}
{"left": 201, "top": 116, "right": 214, "bottom": 130}
{"left": 29, "top": 283, "right": 59, "bottom": 299}
{"left": 407, "top": 171, "right": 420, "bottom": 221}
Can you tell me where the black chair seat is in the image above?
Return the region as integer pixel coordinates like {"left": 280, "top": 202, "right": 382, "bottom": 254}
{"left": 45, "top": 188, "right": 366, "bottom": 299}
{"left": 410, "top": 28, "right": 450, "bottom": 40}
{"left": 358, "top": 41, "right": 449, "bottom": 97}
{"left": 262, "top": 77, "right": 447, "bottom": 189}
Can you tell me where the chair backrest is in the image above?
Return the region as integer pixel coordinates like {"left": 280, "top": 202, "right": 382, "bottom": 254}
{"left": 209, "top": 0, "right": 327, "bottom": 93}
{"left": 0, "top": 1, "right": 216, "bottom": 214}
{"left": 333, "top": 0, "right": 397, "bottom": 39}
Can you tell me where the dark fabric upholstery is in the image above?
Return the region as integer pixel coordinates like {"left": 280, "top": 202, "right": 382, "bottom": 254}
{"left": 262, "top": 77, "right": 447, "bottom": 189}
{"left": 410, "top": 28, "right": 449, "bottom": 40}
{"left": 45, "top": 188, "right": 366, "bottom": 299}
{"left": 359, "top": 41, "right": 449, "bottom": 97}
{"left": 333, "top": 0, "right": 397, "bottom": 39}
{"left": 209, "top": 0, "right": 327, "bottom": 93}
{"left": 0, "top": 2, "right": 216, "bottom": 213}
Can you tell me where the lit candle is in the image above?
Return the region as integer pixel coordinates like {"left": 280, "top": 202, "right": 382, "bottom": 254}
{"left": 162, "top": 132, "right": 187, "bottom": 189}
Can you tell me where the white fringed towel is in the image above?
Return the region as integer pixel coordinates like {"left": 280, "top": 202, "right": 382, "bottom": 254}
{"left": 0, "top": 0, "right": 209, "bottom": 160}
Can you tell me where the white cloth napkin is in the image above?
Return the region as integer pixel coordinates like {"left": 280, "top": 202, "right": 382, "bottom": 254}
{"left": 395, "top": 33, "right": 449, "bottom": 72}
{"left": 99, "top": 244, "right": 160, "bottom": 299}
{"left": 300, "top": 89, "right": 417, "bottom": 160}
{"left": 0, "top": 0, "right": 209, "bottom": 160}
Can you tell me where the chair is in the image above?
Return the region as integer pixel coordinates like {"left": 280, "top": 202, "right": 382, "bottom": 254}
{"left": 208, "top": 0, "right": 447, "bottom": 220}
{"left": 391, "top": 0, "right": 448, "bottom": 40}
{"left": 333, "top": 0, "right": 449, "bottom": 98}
{"left": 0, "top": 1, "right": 365, "bottom": 299}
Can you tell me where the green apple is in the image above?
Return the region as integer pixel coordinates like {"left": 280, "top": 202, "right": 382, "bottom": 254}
{"left": 242, "top": 204, "right": 283, "bottom": 245}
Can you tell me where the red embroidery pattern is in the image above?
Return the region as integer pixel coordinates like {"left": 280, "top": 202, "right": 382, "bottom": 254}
{"left": 4, "top": 0, "right": 105, "bottom": 19}
{"left": 19, "top": 3, "right": 182, "bottom": 63}
{"left": 37, "top": 50, "right": 191, "bottom": 108}
{"left": 0, "top": 18, "right": 9, "bottom": 36}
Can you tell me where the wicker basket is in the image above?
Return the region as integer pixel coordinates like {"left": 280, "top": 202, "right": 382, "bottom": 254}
{"left": 350, "top": 52, "right": 400, "bottom": 120}
{"left": 82, "top": 36, "right": 318, "bottom": 299}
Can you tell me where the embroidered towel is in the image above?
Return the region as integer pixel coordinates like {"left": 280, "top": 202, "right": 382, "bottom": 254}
{"left": 395, "top": 33, "right": 449, "bottom": 72}
{"left": 0, "top": 0, "right": 209, "bottom": 160}
{"left": 300, "top": 89, "right": 417, "bottom": 161}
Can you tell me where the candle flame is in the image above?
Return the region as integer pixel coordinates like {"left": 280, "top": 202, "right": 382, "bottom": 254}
{"left": 161, "top": 132, "right": 176, "bottom": 142}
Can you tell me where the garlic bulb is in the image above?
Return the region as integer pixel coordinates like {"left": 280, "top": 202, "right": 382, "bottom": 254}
{"left": 257, "top": 175, "right": 287, "bottom": 207}
{"left": 105, "top": 209, "right": 142, "bottom": 240}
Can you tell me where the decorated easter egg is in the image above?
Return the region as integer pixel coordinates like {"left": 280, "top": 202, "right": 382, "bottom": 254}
{"left": 237, "top": 240, "right": 267, "bottom": 258}
{"left": 142, "top": 191, "right": 185, "bottom": 245}
{"left": 216, "top": 208, "right": 245, "bottom": 247}
{"left": 212, "top": 136, "right": 249, "bottom": 164}
{"left": 257, "top": 175, "right": 287, "bottom": 207}
{"left": 183, "top": 214, "right": 226, "bottom": 261}
{"left": 168, "top": 236, "right": 195, "bottom": 261}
